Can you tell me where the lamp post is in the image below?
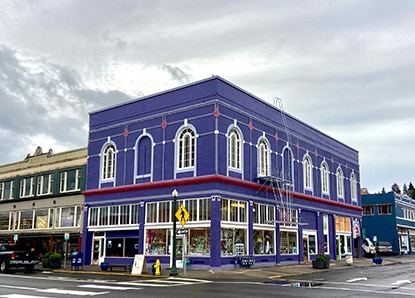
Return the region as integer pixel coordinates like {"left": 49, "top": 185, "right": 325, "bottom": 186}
{"left": 170, "top": 189, "right": 179, "bottom": 276}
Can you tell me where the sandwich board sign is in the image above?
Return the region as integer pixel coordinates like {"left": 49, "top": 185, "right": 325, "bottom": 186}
{"left": 132, "top": 254, "right": 147, "bottom": 275}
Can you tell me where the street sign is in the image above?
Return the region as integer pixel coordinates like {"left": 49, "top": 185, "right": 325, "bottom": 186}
{"left": 175, "top": 205, "right": 189, "bottom": 227}
{"left": 177, "top": 228, "right": 189, "bottom": 235}
{"left": 64, "top": 232, "right": 70, "bottom": 240}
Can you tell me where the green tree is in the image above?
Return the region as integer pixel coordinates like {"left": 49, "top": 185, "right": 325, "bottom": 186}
{"left": 408, "top": 182, "right": 415, "bottom": 199}
{"left": 392, "top": 183, "right": 401, "bottom": 194}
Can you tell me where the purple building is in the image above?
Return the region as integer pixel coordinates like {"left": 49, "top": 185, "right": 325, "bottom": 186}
{"left": 82, "top": 76, "right": 362, "bottom": 269}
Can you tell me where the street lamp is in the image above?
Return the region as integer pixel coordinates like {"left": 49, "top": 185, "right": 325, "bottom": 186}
{"left": 170, "top": 189, "right": 179, "bottom": 276}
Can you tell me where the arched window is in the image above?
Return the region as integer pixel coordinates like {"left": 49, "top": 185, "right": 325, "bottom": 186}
{"left": 303, "top": 155, "right": 313, "bottom": 189}
{"left": 137, "top": 136, "right": 152, "bottom": 176}
{"left": 177, "top": 128, "right": 195, "bottom": 169}
{"left": 336, "top": 167, "right": 344, "bottom": 198}
{"left": 282, "top": 147, "right": 293, "bottom": 183}
{"left": 228, "top": 128, "right": 242, "bottom": 170}
{"left": 350, "top": 173, "right": 357, "bottom": 202}
{"left": 321, "top": 162, "right": 329, "bottom": 194}
{"left": 258, "top": 138, "right": 270, "bottom": 177}
{"left": 102, "top": 144, "right": 116, "bottom": 180}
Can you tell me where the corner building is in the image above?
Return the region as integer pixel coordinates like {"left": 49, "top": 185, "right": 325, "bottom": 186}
{"left": 83, "top": 76, "right": 362, "bottom": 269}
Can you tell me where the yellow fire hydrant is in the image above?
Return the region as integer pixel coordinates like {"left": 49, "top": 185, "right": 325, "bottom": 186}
{"left": 154, "top": 259, "right": 161, "bottom": 276}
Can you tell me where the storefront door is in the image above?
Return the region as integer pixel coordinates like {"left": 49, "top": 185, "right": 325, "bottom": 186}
{"left": 302, "top": 236, "right": 309, "bottom": 263}
{"left": 92, "top": 237, "right": 104, "bottom": 265}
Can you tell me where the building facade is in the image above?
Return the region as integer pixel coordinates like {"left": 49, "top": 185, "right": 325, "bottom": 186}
{"left": 362, "top": 192, "right": 415, "bottom": 254}
{"left": 0, "top": 147, "right": 87, "bottom": 258}
{"left": 83, "top": 76, "right": 361, "bottom": 269}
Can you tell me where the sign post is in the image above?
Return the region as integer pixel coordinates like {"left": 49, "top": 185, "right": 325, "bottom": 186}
{"left": 64, "top": 232, "right": 70, "bottom": 269}
{"left": 175, "top": 205, "right": 189, "bottom": 276}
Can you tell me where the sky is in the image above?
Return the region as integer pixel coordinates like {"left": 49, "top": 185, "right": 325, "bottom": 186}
{"left": 0, "top": 0, "right": 414, "bottom": 194}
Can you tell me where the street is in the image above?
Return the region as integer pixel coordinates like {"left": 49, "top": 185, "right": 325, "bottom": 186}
{"left": 0, "top": 260, "right": 415, "bottom": 297}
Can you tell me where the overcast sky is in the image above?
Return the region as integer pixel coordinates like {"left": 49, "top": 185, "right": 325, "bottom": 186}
{"left": 1, "top": 0, "right": 414, "bottom": 194}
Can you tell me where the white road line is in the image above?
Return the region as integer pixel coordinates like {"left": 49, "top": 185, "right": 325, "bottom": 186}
{"left": 166, "top": 277, "right": 213, "bottom": 283}
{"left": 346, "top": 277, "right": 368, "bottom": 283}
{"left": 118, "top": 281, "right": 171, "bottom": 287}
{"left": 0, "top": 295, "right": 51, "bottom": 298}
{"left": 391, "top": 280, "right": 412, "bottom": 286}
{"left": 78, "top": 284, "right": 140, "bottom": 291}
{"left": 39, "top": 288, "right": 108, "bottom": 296}
{"left": 0, "top": 285, "right": 38, "bottom": 291}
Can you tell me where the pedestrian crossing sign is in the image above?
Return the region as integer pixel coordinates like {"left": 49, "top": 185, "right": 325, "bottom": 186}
{"left": 175, "top": 205, "right": 189, "bottom": 227}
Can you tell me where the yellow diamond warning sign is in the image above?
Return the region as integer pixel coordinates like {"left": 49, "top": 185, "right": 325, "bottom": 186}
{"left": 175, "top": 205, "right": 189, "bottom": 227}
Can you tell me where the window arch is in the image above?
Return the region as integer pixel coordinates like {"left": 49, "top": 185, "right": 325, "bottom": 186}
{"left": 136, "top": 135, "right": 153, "bottom": 177}
{"left": 228, "top": 127, "right": 242, "bottom": 170}
{"left": 257, "top": 138, "right": 270, "bottom": 177}
{"left": 336, "top": 167, "right": 344, "bottom": 198}
{"left": 350, "top": 173, "right": 357, "bottom": 202}
{"left": 282, "top": 146, "right": 293, "bottom": 183}
{"left": 321, "top": 161, "right": 329, "bottom": 194}
{"left": 102, "top": 143, "right": 116, "bottom": 180}
{"left": 303, "top": 155, "right": 313, "bottom": 190}
{"left": 177, "top": 127, "right": 195, "bottom": 169}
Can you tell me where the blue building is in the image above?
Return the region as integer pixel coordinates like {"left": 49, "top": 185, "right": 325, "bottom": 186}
{"left": 82, "top": 76, "right": 361, "bottom": 269}
{"left": 362, "top": 192, "right": 415, "bottom": 254}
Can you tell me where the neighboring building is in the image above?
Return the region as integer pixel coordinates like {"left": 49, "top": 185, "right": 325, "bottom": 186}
{"left": 0, "top": 146, "right": 87, "bottom": 258}
{"left": 362, "top": 192, "right": 415, "bottom": 254}
{"left": 83, "top": 76, "right": 361, "bottom": 269}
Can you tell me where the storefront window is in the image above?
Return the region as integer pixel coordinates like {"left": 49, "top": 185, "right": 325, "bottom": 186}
{"left": 253, "top": 230, "right": 274, "bottom": 254}
{"left": 279, "top": 230, "right": 298, "bottom": 254}
{"left": 337, "top": 234, "right": 351, "bottom": 254}
{"left": 105, "top": 238, "right": 137, "bottom": 257}
{"left": 189, "top": 227, "right": 210, "bottom": 256}
{"left": 145, "top": 229, "right": 170, "bottom": 255}
{"left": 221, "top": 228, "right": 246, "bottom": 255}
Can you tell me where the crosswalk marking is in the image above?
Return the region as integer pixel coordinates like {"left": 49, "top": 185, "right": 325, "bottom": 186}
{"left": 0, "top": 295, "right": 51, "bottom": 298}
{"left": 78, "top": 284, "right": 140, "bottom": 290}
{"left": 0, "top": 277, "right": 212, "bottom": 297}
{"left": 118, "top": 277, "right": 213, "bottom": 287}
{"left": 39, "top": 288, "right": 107, "bottom": 296}
{"left": 346, "top": 277, "right": 368, "bottom": 283}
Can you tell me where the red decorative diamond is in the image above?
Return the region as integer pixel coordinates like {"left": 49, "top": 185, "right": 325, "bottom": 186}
{"left": 274, "top": 133, "right": 279, "bottom": 141}
{"left": 345, "top": 162, "right": 348, "bottom": 170}
{"left": 314, "top": 149, "right": 318, "bottom": 158}
{"left": 248, "top": 121, "right": 254, "bottom": 131}
{"left": 161, "top": 119, "right": 168, "bottom": 129}
{"left": 296, "top": 142, "right": 300, "bottom": 150}
{"left": 213, "top": 107, "right": 220, "bottom": 118}
{"left": 123, "top": 128, "right": 129, "bottom": 138}
{"left": 331, "top": 156, "right": 334, "bottom": 164}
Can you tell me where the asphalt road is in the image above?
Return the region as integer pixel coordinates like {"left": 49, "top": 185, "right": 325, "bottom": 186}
{"left": 1, "top": 260, "right": 415, "bottom": 298}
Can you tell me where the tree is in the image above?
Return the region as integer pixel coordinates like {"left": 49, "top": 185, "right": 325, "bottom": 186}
{"left": 408, "top": 182, "right": 415, "bottom": 199}
{"left": 392, "top": 183, "right": 401, "bottom": 194}
{"left": 403, "top": 183, "right": 408, "bottom": 194}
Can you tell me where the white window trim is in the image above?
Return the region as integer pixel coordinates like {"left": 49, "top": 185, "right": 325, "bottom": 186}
{"left": 227, "top": 126, "right": 243, "bottom": 172}
{"left": 350, "top": 173, "right": 357, "bottom": 202}
{"left": 321, "top": 162, "right": 329, "bottom": 195}
{"left": 257, "top": 138, "right": 270, "bottom": 177}
{"left": 303, "top": 155, "right": 313, "bottom": 190}
{"left": 176, "top": 127, "right": 196, "bottom": 170}
{"left": 336, "top": 167, "right": 344, "bottom": 198}
{"left": 101, "top": 143, "right": 117, "bottom": 181}
{"left": 20, "top": 177, "right": 34, "bottom": 198}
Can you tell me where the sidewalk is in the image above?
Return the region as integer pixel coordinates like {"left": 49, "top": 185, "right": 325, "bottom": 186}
{"left": 46, "top": 254, "right": 415, "bottom": 281}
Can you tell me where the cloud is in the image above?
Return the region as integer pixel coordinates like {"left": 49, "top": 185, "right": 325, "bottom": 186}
{"left": 0, "top": 44, "right": 132, "bottom": 164}
{"left": 0, "top": 0, "right": 415, "bottom": 193}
